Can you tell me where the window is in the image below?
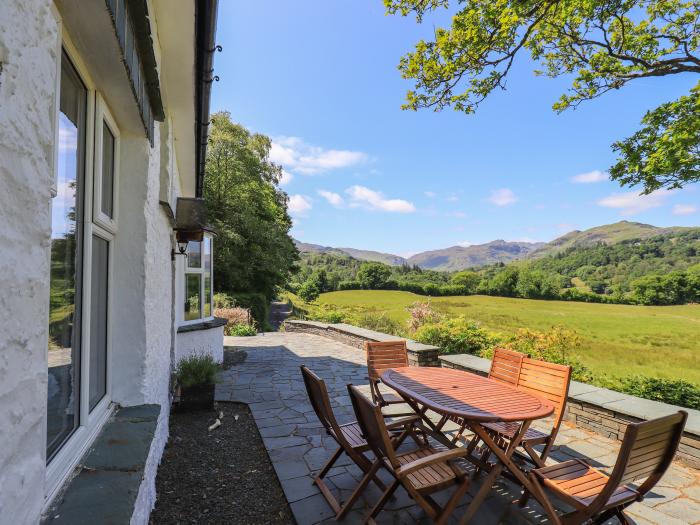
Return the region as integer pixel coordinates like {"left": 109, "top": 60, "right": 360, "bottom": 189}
{"left": 183, "top": 236, "right": 213, "bottom": 322}
{"left": 48, "top": 50, "right": 86, "bottom": 459}
{"left": 47, "top": 46, "right": 118, "bottom": 477}
{"left": 93, "top": 101, "right": 119, "bottom": 231}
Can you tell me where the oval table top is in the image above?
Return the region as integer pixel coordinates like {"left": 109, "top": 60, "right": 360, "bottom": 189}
{"left": 381, "top": 367, "right": 554, "bottom": 423}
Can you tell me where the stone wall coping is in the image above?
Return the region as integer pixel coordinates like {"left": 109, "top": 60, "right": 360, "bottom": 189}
{"left": 177, "top": 316, "right": 227, "bottom": 333}
{"left": 439, "top": 354, "right": 700, "bottom": 437}
{"left": 285, "top": 320, "right": 440, "bottom": 353}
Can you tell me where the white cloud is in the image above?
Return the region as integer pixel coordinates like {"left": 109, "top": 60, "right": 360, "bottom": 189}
{"left": 572, "top": 170, "right": 608, "bottom": 184}
{"left": 279, "top": 170, "right": 294, "bottom": 186}
{"left": 673, "top": 204, "right": 698, "bottom": 216}
{"left": 269, "top": 136, "right": 367, "bottom": 175}
{"left": 597, "top": 190, "right": 669, "bottom": 215}
{"left": 346, "top": 185, "right": 416, "bottom": 213}
{"left": 489, "top": 188, "right": 517, "bottom": 206}
{"left": 288, "top": 194, "right": 312, "bottom": 216}
{"left": 317, "top": 190, "right": 344, "bottom": 207}
{"left": 458, "top": 241, "right": 474, "bottom": 247}
{"left": 424, "top": 191, "right": 436, "bottom": 198}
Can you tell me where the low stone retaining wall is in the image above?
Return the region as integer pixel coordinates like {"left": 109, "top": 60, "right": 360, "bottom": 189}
{"left": 283, "top": 320, "right": 440, "bottom": 367}
{"left": 440, "top": 354, "right": 700, "bottom": 469}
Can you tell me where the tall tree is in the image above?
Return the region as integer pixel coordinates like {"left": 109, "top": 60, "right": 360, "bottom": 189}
{"left": 204, "top": 112, "right": 298, "bottom": 299}
{"left": 386, "top": 0, "right": 700, "bottom": 192}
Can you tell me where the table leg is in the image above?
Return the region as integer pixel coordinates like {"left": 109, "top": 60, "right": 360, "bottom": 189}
{"left": 458, "top": 420, "right": 534, "bottom": 525}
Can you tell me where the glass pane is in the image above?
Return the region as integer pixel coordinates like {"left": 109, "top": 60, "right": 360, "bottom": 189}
{"left": 204, "top": 274, "right": 212, "bottom": 318}
{"left": 203, "top": 237, "right": 211, "bottom": 273}
{"left": 187, "top": 241, "right": 201, "bottom": 268}
{"left": 184, "top": 273, "right": 202, "bottom": 320}
{"left": 48, "top": 51, "right": 86, "bottom": 459}
{"left": 89, "top": 236, "right": 109, "bottom": 411}
{"left": 101, "top": 121, "right": 115, "bottom": 218}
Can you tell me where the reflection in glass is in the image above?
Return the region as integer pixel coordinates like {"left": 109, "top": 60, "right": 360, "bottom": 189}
{"left": 185, "top": 274, "right": 202, "bottom": 320}
{"left": 204, "top": 274, "right": 212, "bottom": 317}
{"left": 203, "top": 237, "right": 212, "bottom": 317}
{"left": 48, "top": 52, "right": 85, "bottom": 459}
{"left": 89, "top": 236, "right": 109, "bottom": 411}
{"left": 101, "top": 122, "right": 115, "bottom": 218}
{"left": 187, "top": 241, "right": 201, "bottom": 268}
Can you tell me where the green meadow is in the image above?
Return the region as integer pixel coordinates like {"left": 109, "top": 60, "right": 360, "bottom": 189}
{"left": 311, "top": 290, "right": 700, "bottom": 384}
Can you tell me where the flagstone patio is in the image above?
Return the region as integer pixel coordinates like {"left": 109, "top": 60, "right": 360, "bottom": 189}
{"left": 217, "top": 332, "right": 700, "bottom": 525}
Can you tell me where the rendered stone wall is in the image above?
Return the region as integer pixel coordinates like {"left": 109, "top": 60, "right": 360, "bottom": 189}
{"left": 0, "top": 1, "right": 58, "bottom": 522}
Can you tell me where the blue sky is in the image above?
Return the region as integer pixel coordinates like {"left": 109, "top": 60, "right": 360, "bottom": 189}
{"left": 211, "top": 1, "right": 699, "bottom": 256}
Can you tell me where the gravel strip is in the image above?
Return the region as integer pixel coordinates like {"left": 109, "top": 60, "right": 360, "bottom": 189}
{"left": 150, "top": 402, "right": 295, "bottom": 525}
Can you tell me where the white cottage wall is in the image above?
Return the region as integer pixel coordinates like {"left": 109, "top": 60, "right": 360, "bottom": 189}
{"left": 176, "top": 327, "right": 225, "bottom": 364}
{"left": 0, "top": 1, "right": 57, "bottom": 522}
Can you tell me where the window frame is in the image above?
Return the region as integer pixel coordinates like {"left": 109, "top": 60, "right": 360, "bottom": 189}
{"left": 92, "top": 96, "right": 120, "bottom": 233}
{"left": 181, "top": 235, "right": 214, "bottom": 325}
{"left": 45, "top": 28, "right": 116, "bottom": 507}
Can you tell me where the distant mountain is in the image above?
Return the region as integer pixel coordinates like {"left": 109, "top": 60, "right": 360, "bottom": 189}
{"left": 407, "top": 240, "right": 546, "bottom": 271}
{"left": 531, "top": 221, "right": 693, "bottom": 258}
{"left": 294, "top": 240, "right": 406, "bottom": 266}
{"left": 294, "top": 221, "right": 697, "bottom": 272}
{"left": 336, "top": 248, "right": 407, "bottom": 266}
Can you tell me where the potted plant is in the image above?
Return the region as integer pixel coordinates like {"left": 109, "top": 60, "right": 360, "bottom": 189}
{"left": 174, "top": 354, "right": 221, "bottom": 411}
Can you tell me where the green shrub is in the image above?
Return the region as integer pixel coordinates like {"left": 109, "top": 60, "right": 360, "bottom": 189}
{"left": 603, "top": 376, "right": 700, "bottom": 410}
{"left": 298, "top": 279, "right": 321, "bottom": 302}
{"left": 353, "top": 313, "right": 405, "bottom": 337}
{"left": 213, "top": 293, "right": 234, "bottom": 308}
{"left": 231, "top": 292, "right": 269, "bottom": 330}
{"left": 493, "top": 327, "right": 594, "bottom": 382}
{"left": 413, "top": 317, "right": 497, "bottom": 355}
{"left": 337, "top": 280, "right": 361, "bottom": 290}
{"left": 175, "top": 354, "right": 221, "bottom": 388}
{"left": 228, "top": 323, "right": 257, "bottom": 336}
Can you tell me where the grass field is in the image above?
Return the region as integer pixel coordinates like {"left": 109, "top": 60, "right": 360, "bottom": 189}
{"left": 310, "top": 290, "right": 700, "bottom": 384}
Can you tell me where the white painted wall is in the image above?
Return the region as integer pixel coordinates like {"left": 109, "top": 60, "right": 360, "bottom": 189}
{"left": 0, "top": 1, "right": 57, "bottom": 522}
{"left": 176, "top": 327, "right": 225, "bottom": 364}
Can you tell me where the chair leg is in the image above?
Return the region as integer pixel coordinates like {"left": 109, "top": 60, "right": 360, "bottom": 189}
{"left": 435, "top": 479, "right": 471, "bottom": 525}
{"left": 316, "top": 446, "right": 342, "bottom": 480}
{"left": 363, "top": 479, "right": 400, "bottom": 524}
{"left": 527, "top": 473, "right": 563, "bottom": 525}
{"left": 615, "top": 508, "right": 633, "bottom": 525}
{"left": 337, "top": 459, "right": 381, "bottom": 520}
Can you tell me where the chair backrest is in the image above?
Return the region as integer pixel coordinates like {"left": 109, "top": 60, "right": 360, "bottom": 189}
{"left": 488, "top": 348, "right": 525, "bottom": 386}
{"left": 365, "top": 340, "right": 409, "bottom": 383}
{"left": 347, "top": 384, "right": 399, "bottom": 468}
{"left": 300, "top": 365, "right": 345, "bottom": 443}
{"left": 592, "top": 411, "right": 687, "bottom": 512}
{"left": 517, "top": 357, "right": 572, "bottom": 426}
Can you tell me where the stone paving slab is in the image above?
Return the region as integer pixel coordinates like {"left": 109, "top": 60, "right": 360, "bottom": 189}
{"left": 218, "top": 333, "right": 700, "bottom": 525}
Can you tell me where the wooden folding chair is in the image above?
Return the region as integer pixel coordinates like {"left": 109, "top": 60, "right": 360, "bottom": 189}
{"left": 300, "top": 366, "right": 418, "bottom": 520}
{"left": 451, "top": 348, "right": 525, "bottom": 444}
{"left": 478, "top": 357, "right": 572, "bottom": 469}
{"left": 365, "top": 340, "right": 410, "bottom": 407}
{"left": 348, "top": 384, "right": 471, "bottom": 525}
{"left": 527, "top": 411, "right": 688, "bottom": 525}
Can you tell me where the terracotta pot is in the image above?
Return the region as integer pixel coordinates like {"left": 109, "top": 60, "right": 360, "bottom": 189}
{"left": 178, "top": 383, "right": 215, "bottom": 412}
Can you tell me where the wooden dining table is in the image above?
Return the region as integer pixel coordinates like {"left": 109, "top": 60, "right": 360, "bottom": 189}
{"left": 381, "top": 366, "right": 554, "bottom": 524}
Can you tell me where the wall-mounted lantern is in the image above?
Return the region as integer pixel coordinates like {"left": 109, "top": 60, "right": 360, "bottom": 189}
{"left": 171, "top": 197, "right": 215, "bottom": 260}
